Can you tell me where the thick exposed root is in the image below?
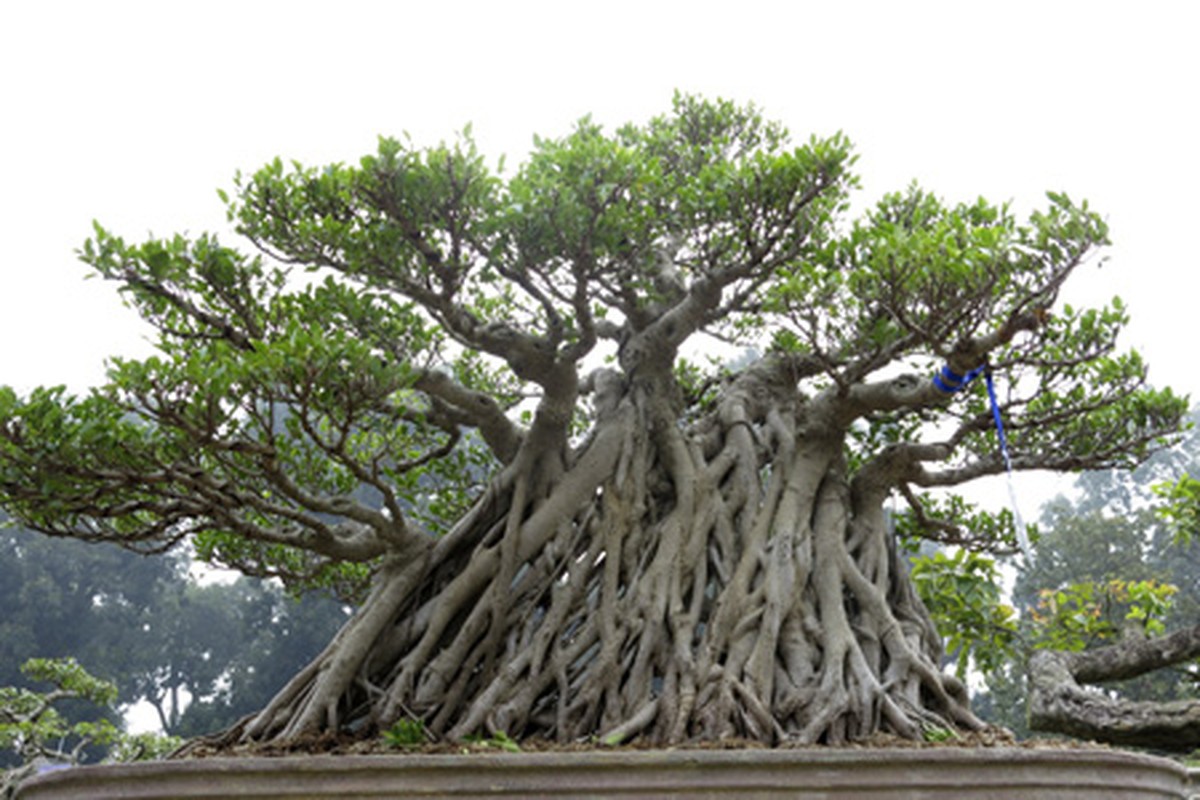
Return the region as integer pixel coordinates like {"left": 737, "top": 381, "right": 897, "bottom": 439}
{"left": 237, "top": 367, "right": 980, "bottom": 748}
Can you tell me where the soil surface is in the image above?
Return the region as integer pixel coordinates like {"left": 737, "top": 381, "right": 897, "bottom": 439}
{"left": 177, "top": 726, "right": 1115, "bottom": 761}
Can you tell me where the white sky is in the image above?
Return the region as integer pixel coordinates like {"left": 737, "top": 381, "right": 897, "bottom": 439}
{"left": 2, "top": 1, "right": 1197, "bottom": 506}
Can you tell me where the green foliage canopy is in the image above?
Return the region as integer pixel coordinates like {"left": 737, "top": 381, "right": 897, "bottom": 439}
{"left": 0, "top": 94, "right": 1187, "bottom": 597}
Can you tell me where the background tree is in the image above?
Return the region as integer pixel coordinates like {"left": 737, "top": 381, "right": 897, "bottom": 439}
{"left": 1, "top": 517, "right": 349, "bottom": 740}
{"left": 0, "top": 519, "right": 177, "bottom": 692}
{"left": 0, "top": 96, "right": 1186, "bottom": 748}
{"left": 163, "top": 578, "right": 351, "bottom": 738}
{"left": 0, "top": 518, "right": 175, "bottom": 768}
{"left": 110, "top": 576, "right": 351, "bottom": 738}
{"left": 0, "top": 658, "right": 178, "bottom": 800}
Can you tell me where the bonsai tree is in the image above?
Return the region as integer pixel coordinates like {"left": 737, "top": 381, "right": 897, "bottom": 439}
{"left": 0, "top": 96, "right": 1185, "bottom": 749}
{"left": 0, "top": 658, "right": 178, "bottom": 798}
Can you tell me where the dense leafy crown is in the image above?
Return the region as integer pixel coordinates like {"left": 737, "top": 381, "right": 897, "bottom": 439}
{"left": 0, "top": 95, "right": 1185, "bottom": 597}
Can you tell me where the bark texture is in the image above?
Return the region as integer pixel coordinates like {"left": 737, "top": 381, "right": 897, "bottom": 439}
{"left": 194, "top": 355, "right": 982, "bottom": 750}
{"left": 1029, "top": 623, "right": 1200, "bottom": 750}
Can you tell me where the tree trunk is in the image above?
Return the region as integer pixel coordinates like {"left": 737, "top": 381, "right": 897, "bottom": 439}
{"left": 207, "top": 357, "right": 982, "bottom": 748}
{"left": 1028, "top": 624, "right": 1200, "bottom": 750}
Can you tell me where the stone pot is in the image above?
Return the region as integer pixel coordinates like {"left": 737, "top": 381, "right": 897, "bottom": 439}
{"left": 16, "top": 747, "right": 1189, "bottom": 799}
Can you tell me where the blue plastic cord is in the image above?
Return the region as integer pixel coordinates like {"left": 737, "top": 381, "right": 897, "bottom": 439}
{"left": 984, "top": 368, "right": 1032, "bottom": 560}
{"left": 984, "top": 370, "right": 1012, "bottom": 473}
{"left": 931, "top": 363, "right": 1033, "bottom": 560}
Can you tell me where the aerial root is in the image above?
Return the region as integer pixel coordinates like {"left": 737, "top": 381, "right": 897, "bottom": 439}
{"left": 228, "top": 390, "right": 981, "bottom": 749}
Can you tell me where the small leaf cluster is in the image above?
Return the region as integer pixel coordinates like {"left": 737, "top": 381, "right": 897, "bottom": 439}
{"left": 381, "top": 718, "right": 428, "bottom": 749}
{"left": 462, "top": 730, "right": 520, "bottom": 753}
{"left": 1, "top": 658, "right": 180, "bottom": 798}
{"left": 910, "top": 549, "right": 1018, "bottom": 678}
{"left": 1029, "top": 579, "right": 1178, "bottom": 651}
{"left": 767, "top": 189, "right": 1103, "bottom": 365}
{"left": 1154, "top": 474, "right": 1200, "bottom": 545}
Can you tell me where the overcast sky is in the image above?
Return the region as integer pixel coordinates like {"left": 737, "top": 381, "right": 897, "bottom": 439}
{"left": 2, "top": 1, "right": 1197, "bottom": 511}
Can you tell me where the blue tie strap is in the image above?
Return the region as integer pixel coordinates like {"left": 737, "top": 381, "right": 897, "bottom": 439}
{"left": 932, "top": 365, "right": 966, "bottom": 393}
{"left": 932, "top": 364, "right": 986, "bottom": 394}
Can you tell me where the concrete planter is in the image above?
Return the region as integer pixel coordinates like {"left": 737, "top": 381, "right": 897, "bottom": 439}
{"left": 16, "top": 747, "right": 1190, "bottom": 799}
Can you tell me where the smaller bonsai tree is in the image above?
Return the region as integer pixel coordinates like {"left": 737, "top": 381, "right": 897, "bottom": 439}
{"left": 0, "top": 658, "right": 178, "bottom": 799}
{"left": 1026, "top": 479, "right": 1200, "bottom": 750}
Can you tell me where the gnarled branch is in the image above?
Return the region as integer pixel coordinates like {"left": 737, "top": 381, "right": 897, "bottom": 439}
{"left": 1029, "top": 624, "right": 1200, "bottom": 751}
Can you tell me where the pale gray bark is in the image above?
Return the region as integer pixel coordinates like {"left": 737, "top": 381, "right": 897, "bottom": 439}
{"left": 1028, "top": 624, "right": 1200, "bottom": 751}
{"left": 181, "top": 348, "right": 985, "bottom": 753}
